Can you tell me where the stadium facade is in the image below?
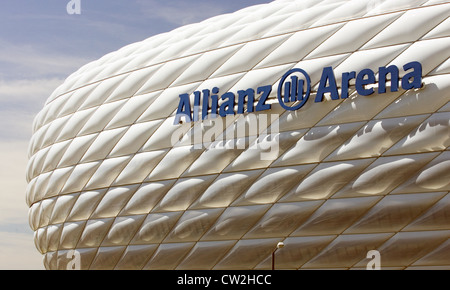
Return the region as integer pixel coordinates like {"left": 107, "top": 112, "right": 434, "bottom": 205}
{"left": 26, "top": 0, "right": 450, "bottom": 269}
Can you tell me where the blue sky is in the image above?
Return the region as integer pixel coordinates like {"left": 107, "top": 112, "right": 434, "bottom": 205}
{"left": 0, "top": 0, "right": 271, "bottom": 269}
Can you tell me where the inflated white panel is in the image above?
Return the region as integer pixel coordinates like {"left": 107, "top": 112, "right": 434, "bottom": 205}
{"left": 393, "top": 151, "right": 450, "bottom": 193}
{"left": 102, "top": 215, "right": 146, "bottom": 246}
{"left": 325, "top": 115, "right": 430, "bottom": 161}
{"left": 27, "top": 0, "right": 450, "bottom": 270}
{"left": 233, "top": 165, "right": 314, "bottom": 205}
{"left": 153, "top": 175, "right": 217, "bottom": 212}
{"left": 362, "top": 4, "right": 450, "bottom": 49}
{"left": 384, "top": 112, "right": 450, "bottom": 154}
{"left": 256, "top": 24, "right": 343, "bottom": 69}
{"left": 90, "top": 185, "right": 138, "bottom": 219}
{"left": 114, "top": 244, "right": 158, "bottom": 270}
{"left": 307, "top": 13, "right": 400, "bottom": 59}
{"left": 272, "top": 122, "right": 365, "bottom": 166}
{"left": 164, "top": 209, "right": 224, "bottom": 242}
{"left": 190, "top": 170, "right": 264, "bottom": 209}
{"left": 59, "top": 221, "right": 85, "bottom": 250}
{"left": 67, "top": 189, "right": 107, "bottom": 222}
{"left": 281, "top": 159, "right": 375, "bottom": 201}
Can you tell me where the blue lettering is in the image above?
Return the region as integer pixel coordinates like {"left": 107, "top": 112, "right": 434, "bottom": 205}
{"left": 356, "top": 68, "right": 376, "bottom": 96}
{"left": 255, "top": 85, "right": 272, "bottom": 112}
{"left": 341, "top": 71, "right": 355, "bottom": 99}
{"left": 174, "top": 61, "right": 422, "bottom": 125}
{"left": 201, "top": 89, "right": 210, "bottom": 120}
{"left": 402, "top": 61, "right": 422, "bottom": 90}
{"left": 315, "top": 66, "right": 339, "bottom": 102}
{"left": 219, "top": 92, "right": 235, "bottom": 117}
{"left": 174, "top": 93, "right": 192, "bottom": 124}
{"left": 378, "top": 65, "right": 399, "bottom": 93}
{"left": 237, "top": 88, "right": 255, "bottom": 114}
{"left": 192, "top": 91, "right": 201, "bottom": 122}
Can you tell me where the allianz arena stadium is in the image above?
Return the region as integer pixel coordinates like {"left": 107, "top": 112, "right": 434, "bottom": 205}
{"left": 26, "top": 0, "right": 450, "bottom": 270}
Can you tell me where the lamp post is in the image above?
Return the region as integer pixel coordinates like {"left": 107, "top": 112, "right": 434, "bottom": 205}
{"left": 271, "top": 242, "right": 284, "bottom": 270}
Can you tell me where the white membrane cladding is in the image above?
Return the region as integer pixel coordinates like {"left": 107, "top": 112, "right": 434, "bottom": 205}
{"left": 27, "top": 0, "right": 450, "bottom": 270}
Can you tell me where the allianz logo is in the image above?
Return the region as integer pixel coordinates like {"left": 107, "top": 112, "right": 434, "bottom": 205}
{"left": 174, "top": 61, "right": 422, "bottom": 125}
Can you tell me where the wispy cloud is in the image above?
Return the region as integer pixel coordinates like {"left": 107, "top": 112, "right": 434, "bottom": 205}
{"left": 0, "top": 40, "right": 90, "bottom": 80}
{"left": 0, "top": 39, "right": 88, "bottom": 141}
{"left": 136, "top": 0, "right": 230, "bottom": 26}
{"left": 0, "top": 231, "right": 43, "bottom": 269}
{"left": 0, "top": 76, "right": 67, "bottom": 140}
{"left": 0, "top": 141, "right": 39, "bottom": 270}
{"left": 0, "top": 78, "right": 63, "bottom": 105}
{"left": 0, "top": 141, "right": 29, "bottom": 215}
